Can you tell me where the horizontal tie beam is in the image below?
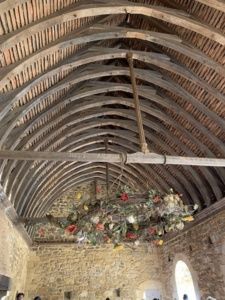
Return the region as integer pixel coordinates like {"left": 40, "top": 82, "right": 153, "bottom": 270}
{"left": 0, "top": 150, "right": 225, "bottom": 167}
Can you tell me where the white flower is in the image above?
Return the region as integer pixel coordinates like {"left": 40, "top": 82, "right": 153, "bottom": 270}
{"left": 194, "top": 204, "right": 199, "bottom": 210}
{"left": 134, "top": 240, "right": 140, "bottom": 246}
{"left": 109, "top": 223, "right": 114, "bottom": 230}
{"left": 90, "top": 216, "right": 99, "bottom": 224}
{"left": 176, "top": 222, "right": 184, "bottom": 230}
{"left": 126, "top": 215, "right": 136, "bottom": 224}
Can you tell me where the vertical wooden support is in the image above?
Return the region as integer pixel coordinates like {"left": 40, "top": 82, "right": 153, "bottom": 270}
{"left": 127, "top": 52, "right": 149, "bottom": 154}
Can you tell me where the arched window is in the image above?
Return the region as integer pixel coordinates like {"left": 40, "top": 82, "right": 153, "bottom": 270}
{"left": 175, "top": 260, "right": 197, "bottom": 300}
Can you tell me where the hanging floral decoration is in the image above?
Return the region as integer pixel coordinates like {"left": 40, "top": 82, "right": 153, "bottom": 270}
{"left": 41, "top": 187, "right": 198, "bottom": 247}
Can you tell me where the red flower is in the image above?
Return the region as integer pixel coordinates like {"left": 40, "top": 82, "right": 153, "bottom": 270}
{"left": 126, "top": 232, "right": 138, "bottom": 239}
{"left": 96, "top": 223, "right": 104, "bottom": 231}
{"left": 103, "top": 235, "right": 110, "bottom": 242}
{"left": 96, "top": 186, "right": 101, "bottom": 193}
{"left": 148, "top": 227, "right": 156, "bottom": 235}
{"left": 65, "top": 224, "right": 77, "bottom": 234}
{"left": 153, "top": 195, "right": 161, "bottom": 203}
{"left": 38, "top": 228, "right": 45, "bottom": 237}
{"left": 120, "top": 192, "right": 129, "bottom": 202}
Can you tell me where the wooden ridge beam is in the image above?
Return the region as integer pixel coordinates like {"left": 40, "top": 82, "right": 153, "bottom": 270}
{"left": 0, "top": 150, "right": 225, "bottom": 167}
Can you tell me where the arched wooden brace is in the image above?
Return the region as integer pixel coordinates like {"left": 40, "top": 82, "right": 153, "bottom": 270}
{"left": 3, "top": 92, "right": 211, "bottom": 196}
{"left": 0, "top": 0, "right": 224, "bottom": 56}
{"left": 12, "top": 132, "right": 169, "bottom": 212}
{"left": 25, "top": 174, "right": 130, "bottom": 237}
{"left": 26, "top": 171, "right": 134, "bottom": 237}
{"left": 26, "top": 163, "right": 147, "bottom": 217}
{"left": 10, "top": 116, "right": 205, "bottom": 212}
{"left": 26, "top": 174, "right": 123, "bottom": 237}
{"left": 16, "top": 130, "right": 210, "bottom": 213}
{"left": 29, "top": 161, "right": 192, "bottom": 218}
{"left": 37, "top": 136, "right": 207, "bottom": 203}
{"left": 1, "top": 65, "right": 224, "bottom": 163}
{"left": 1, "top": 26, "right": 224, "bottom": 97}
{"left": 5, "top": 104, "right": 215, "bottom": 210}
{"left": 0, "top": 65, "right": 223, "bottom": 197}
{"left": 22, "top": 144, "right": 195, "bottom": 216}
{"left": 19, "top": 142, "right": 150, "bottom": 204}
{"left": 3, "top": 83, "right": 221, "bottom": 200}
{"left": 9, "top": 90, "right": 225, "bottom": 186}
{"left": 13, "top": 137, "right": 183, "bottom": 215}
{"left": 1, "top": 47, "right": 224, "bottom": 144}
{"left": 27, "top": 147, "right": 202, "bottom": 214}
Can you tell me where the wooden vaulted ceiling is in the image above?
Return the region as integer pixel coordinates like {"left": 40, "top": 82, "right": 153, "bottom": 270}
{"left": 0, "top": 0, "right": 224, "bottom": 227}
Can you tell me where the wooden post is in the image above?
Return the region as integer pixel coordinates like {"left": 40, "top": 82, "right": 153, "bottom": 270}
{"left": 127, "top": 52, "right": 149, "bottom": 154}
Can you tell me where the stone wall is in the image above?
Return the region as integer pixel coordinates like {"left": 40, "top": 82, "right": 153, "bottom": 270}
{"left": 161, "top": 210, "right": 225, "bottom": 300}
{"left": 26, "top": 244, "right": 163, "bottom": 300}
{"left": 0, "top": 209, "right": 30, "bottom": 300}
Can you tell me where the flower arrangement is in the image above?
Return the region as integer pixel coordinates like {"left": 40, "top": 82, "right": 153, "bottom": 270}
{"left": 39, "top": 187, "right": 198, "bottom": 247}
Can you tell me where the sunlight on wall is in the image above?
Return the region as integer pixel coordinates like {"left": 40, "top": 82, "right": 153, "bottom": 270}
{"left": 175, "top": 260, "right": 197, "bottom": 300}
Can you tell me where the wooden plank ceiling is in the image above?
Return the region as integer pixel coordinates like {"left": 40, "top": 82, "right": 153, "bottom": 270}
{"left": 0, "top": 0, "right": 224, "bottom": 225}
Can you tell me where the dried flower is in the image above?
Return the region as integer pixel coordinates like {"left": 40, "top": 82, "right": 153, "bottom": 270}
{"left": 126, "top": 215, "right": 136, "bottom": 224}
{"left": 133, "top": 223, "right": 139, "bottom": 231}
{"left": 96, "top": 186, "right": 101, "bottom": 193}
{"left": 153, "top": 195, "right": 161, "bottom": 203}
{"left": 126, "top": 232, "right": 138, "bottom": 239}
{"left": 75, "top": 192, "right": 82, "bottom": 200}
{"left": 65, "top": 224, "right": 77, "bottom": 234}
{"left": 96, "top": 223, "right": 104, "bottom": 231}
{"left": 90, "top": 216, "right": 100, "bottom": 224}
{"left": 148, "top": 227, "right": 156, "bottom": 235}
{"left": 176, "top": 222, "right": 184, "bottom": 230}
{"left": 38, "top": 227, "right": 45, "bottom": 237}
{"left": 154, "top": 239, "right": 164, "bottom": 246}
{"left": 113, "top": 244, "right": 124, "bottom": 251}
{"left": 83, "top": 205, "right": 89, "bottom": 211}
{"left": 182, "top": 215, "right": 194, "bottom": 222}
{"left": 194, "top": 204, "right": 199, "bottom": 210}
{"left": 120, "top": 192, "right": 129, "bottom": 201}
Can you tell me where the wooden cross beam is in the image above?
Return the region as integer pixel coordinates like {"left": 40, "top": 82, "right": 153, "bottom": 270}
{"left": 0, "top": 150, "right": 225, "bottom": 167}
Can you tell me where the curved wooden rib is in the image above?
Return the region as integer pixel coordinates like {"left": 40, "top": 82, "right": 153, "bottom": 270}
{"left": 1, "top": 56, "right": 223, "bottom": 210}
{"left": 1, "top": 27, "right": 225, "bottom": 93}
{"left": 11, "top": 132, "right": 172, "bottom": 210}
{"left": 9, "top": 114, "right": 210, "bottom": 213}
{"left": 27, "top": 163, "right": 148, "bottom": 216}
{"left": 3, "top": 83, "right": 222, "bottom": 199}
{"left": 1, "top": 66, "right": 224, "bottom": 157}
{"left": 0, "top": 1, "right": 224, "bottom": 54}
{"left": 26, "top": 160, "right": 201, "bottom": 217}
{"left": 28, "top": 160, "right": 193, "bottom": 218}
{"left": 20, "top": 143, "right": 198, "bottom": 216}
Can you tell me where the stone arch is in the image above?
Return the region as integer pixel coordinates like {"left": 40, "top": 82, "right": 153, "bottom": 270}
{"left": 172, "top": 253, "right": 200, "bottom": 300}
